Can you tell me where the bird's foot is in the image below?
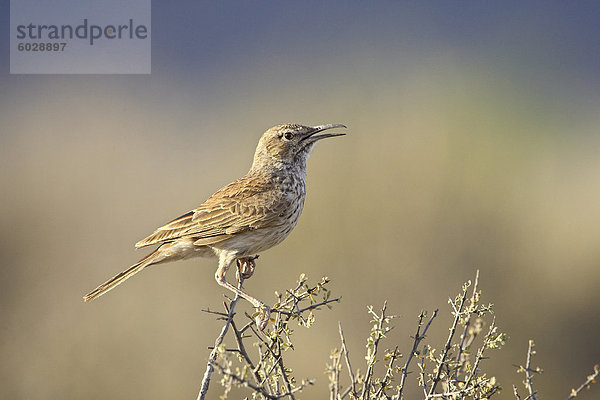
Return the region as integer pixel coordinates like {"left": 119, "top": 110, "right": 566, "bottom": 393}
{"left": 236, "top": 255, "right": 259, "bottom": 282}
{"left": 253, "top": 303, "right": 271, "bottom": 331}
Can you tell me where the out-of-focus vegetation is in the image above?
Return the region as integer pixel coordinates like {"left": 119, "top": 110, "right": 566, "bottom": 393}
{"left": 1, "top": 2, "right": 599, "bottom": 399}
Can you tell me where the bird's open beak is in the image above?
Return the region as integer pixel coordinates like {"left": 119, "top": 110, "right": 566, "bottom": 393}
{"left": 302, "top": 124, "right": 347, "bottom": 143}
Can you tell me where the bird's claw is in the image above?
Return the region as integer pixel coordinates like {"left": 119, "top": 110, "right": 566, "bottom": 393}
{"left": 254, "top": 304, "right": 271, "bottom": 331}
{"left": 236, "top": 255, "right": 259, "bottom": 281}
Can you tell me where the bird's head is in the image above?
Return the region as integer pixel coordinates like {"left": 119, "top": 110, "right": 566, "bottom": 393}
{"left": 252, "top": 123, "right": 346, "bottom": 171}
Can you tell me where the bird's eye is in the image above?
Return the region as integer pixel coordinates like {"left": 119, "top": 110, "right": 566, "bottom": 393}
{"left": 284, "top": 132, "right": 293, "bottom": 140}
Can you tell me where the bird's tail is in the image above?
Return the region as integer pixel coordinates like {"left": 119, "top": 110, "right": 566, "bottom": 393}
{"left": 83, "top": 247, "right": 164, "bottom": 302}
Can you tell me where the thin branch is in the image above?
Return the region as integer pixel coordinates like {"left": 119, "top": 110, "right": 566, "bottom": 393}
{"left": 338, "top": 322, "right": 359, "bottom": 398}
{"left": 397, "top": 309, "right": 438, "bottom": 399}
{"left": 419, "top": 345, "right": 429, "bottom": 398}
{"left": 239, "top": 320, "right": 255, "bottom": 334}
{"left": 463, "top": 316, "right": 496, "bottom": 389}
{"left": 197, "top": 278, "right": 244, "bottom": 400}
{"left": 455, "top": 270, "right": 480, "bottom": 368}
{"left": 274, "top": 297, "right": 341, "bottom": 316}
{"left": 230, "top": 319, "right": 263, "bottom": 386}
{"left": 524, "top": 340, "right": 538, "bottom": 400}
{"left": 276, "top": 336, "right": 297, "bottom": 400}
{"left": 340, "top": 386, "right": 352, "bottom": 399}
{"left": 427, "top": 378, "right": 494, "bottom": 398}
{"left": 361, "top": 302, "right": 388, "bottom": 399}
{"left": 428, "top": 282, "right": 470, "bottom": 396}
{"left": 566, "top": 364, "right": 600, "bottom": 400}
{"left": 513, "top": 384, "right": 522, "bottom": 400}
{"left": 329, "top": 345, "right": 341, "bottom": 400}
{"left": 250, "top": 319, "right": 292, "bottom": 389}
{"left": 211, "top": 361, "right": 312, "bottom": 400}
{"left": 374, "top": 346, "right": 400, "bottom": 398}
{"left": 201, "top": 308, "right": 230, "bottom": 318}
{"left": 207, "top": 347, "right": 241, "bottom": 353}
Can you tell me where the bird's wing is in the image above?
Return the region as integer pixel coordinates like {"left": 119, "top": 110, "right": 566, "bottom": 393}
{"left": 135, "top": 174, "right": 286, "bottom": 248}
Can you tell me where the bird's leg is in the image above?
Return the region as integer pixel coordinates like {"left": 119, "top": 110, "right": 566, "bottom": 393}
{"left": 215, "top": 256, "right": 270, "bottom": 330}
{"left": 236, "top": 255, "right": 259, "bottom": 282}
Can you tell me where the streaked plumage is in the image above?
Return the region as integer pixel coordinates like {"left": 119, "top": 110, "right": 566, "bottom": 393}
{"left": 83, "top": 123, "right": 346, "bottom": 329}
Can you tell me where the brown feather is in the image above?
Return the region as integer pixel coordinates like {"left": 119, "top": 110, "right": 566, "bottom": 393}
{"left": 83, "top": 246, "right": 165, "bottom": 302}
{"left": 134, "top": 173, "right": 284, "bottom": 249}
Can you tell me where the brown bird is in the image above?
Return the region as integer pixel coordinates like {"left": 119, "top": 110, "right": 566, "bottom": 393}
{"left": 83, "top": 123, "right": 346, "bottom": 329}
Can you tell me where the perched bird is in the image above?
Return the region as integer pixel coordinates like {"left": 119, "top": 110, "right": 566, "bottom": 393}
{"left": 83, "top": 123, "right": 346, "bottom": 329}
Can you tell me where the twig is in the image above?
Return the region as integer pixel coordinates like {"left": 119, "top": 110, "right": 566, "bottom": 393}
{"left": 274, "top": 297, "right": 341, "bottom": 316}
{"left": 338, "top": 322, "right": 359, "bottom": 398}
{"left": 462, "top": 316, "right": 496, "bottom": 389}
{"left": 397, "top": 309, "right": 438, "bottom": 399}
{"left": 230, "top": 319, "right": 263, "bottom": 386}
{"left": 197, "top": 278, "right": 244, "bottom": 400}
{"left": 426, "top": 378, "right": 499, "bottom": 398}
{"left": 207, "top": 347, "right": 241, "bottom": 353}
{"left": 513, "top": 384, "right": 522, "bottom": 400}
{"left": 566, "top": 364, "right": 600, "bottom": 400}
{"left": 201, "top": 308, "right": 230, "bottom": 318}
{"left": 361, "top": 302, "right": 389, "bottom": 399}
{"left": 211, "top": 361, "right": 312, "bottom": 399}
{"left": 419, "top": 345, "right": 429, "bottom": 397}
{"left": 276, "top": 336, "right": 297, "bottom": 400}
{"left": 428, "top": 281, "right": 470, "bottom": 396}
{"left": 329, "top": 344, "right": 341, "bottom": 400}
{"left": 374, "top": 346, "right": 400, "bottom": 398}
{"left": 455, "top": 270, "right": 480, "bottom": 368}
{"left": 524, "top": 340, "right": 538, "bottom": 400}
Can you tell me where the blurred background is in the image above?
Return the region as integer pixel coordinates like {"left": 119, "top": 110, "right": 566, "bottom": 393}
{"left": 1, "top": 1, "right": 599, "bottom": 399}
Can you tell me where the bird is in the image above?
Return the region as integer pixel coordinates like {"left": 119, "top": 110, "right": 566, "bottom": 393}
{"left": 83, "top": 123, "right": 346, "bottom": 329}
